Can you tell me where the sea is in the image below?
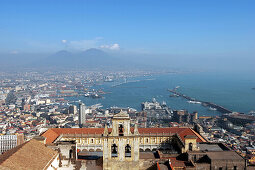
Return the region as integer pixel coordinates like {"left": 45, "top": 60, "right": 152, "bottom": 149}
{"left": 67, "top": 72, "right": 255, "bottom": 116}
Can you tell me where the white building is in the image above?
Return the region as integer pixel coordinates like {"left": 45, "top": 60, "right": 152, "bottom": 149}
{"left": 79, "top": 103, "right": 87, "bottom": 127}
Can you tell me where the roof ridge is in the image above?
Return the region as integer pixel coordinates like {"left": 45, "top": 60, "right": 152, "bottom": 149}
{"left": 190, "top": 128, "right": 207, "bottom": 142}
{"left": 0, "top": 140, "right": 29, "bottom": 165}
{"left": 48, "top": 128, "right": 61, "bottom": 135}
{"left": 0, "top": 139, "right": 58, "bottom": 169}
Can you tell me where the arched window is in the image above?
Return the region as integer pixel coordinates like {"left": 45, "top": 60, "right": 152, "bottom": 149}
{"left": 189, "top": 143, "right": 193, "bottom": 151}
{"left": 111, "top": 144, "right": 118, "bottom": 157}
{"left": 153, "top": 138, "right": 156, "bottom": 143}
{"left": 125, "top": 144, "right": 131, "bottom": 157}
{"left": 69, "top": 149, "right": 73, "bottom": 159}
{"left": 119, "top": 124, "right": 124, "bottom": 136}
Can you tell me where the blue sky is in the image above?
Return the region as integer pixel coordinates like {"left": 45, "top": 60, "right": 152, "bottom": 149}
{"left": 0, "top": 0, "right": 254, "bottom": 57}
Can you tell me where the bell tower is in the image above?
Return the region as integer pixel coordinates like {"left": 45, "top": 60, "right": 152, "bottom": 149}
{"left": 183, "top": 135, "right": 199, "bottom": 152}
{"left": 110, "top": 111, "right": 131, "bottom": 136}
{"left": 103, "top": 111, "right": 140, "bottom": 170}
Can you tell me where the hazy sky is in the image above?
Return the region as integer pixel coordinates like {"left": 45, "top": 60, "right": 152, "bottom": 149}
{"left": 0, "top": 0, "right": 254, "bottom": 57}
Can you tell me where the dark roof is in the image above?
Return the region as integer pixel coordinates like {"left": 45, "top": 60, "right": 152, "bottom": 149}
{"left": 206, "top": 151, "right": 244, "bottom": 160}
{"left": 139, "top": 152, "right": 156, "bottom": 159}
{"left": 197, "top": 143, "right": 224, "bottom": 152}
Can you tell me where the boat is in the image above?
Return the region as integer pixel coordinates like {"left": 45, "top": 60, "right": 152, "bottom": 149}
{"left": 91, "top": 103, "right": 103, "bottom": 108}
{"left": 208, "top": 107, "right": 217, "bottom": 111}
{"left": 90, "top": 93, "right": 102, "bottom": 99}
{"left": 187, "top": 100, "right": 201, "bottom": 104}
{"left": 84, "top": 92, "right": 103, "bottom": 98}
{"left": 84, "top": 92, "right": 90, "bottom": 97}
{"left": 170, "top": 94, "right": 179, "bottom": 97}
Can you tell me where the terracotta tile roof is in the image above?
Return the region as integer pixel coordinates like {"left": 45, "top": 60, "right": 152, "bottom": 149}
{"left": 138, "top": 127, "right": 187, "bottom": 134}
{"left": 41, "top": 128, "right": 59, "bottom": 144}
{"left": 178, "top": 128, "right": 206, "bottom": 143}
{"left": 190, "top": 128, "right": 207, "bottom": 142}
{"left": 42, "top": 127, "right": 206, "bottom": 144}
{"left": 138, "top": 127, "right": 205, "bottom": 142}
{"left": 0, "top": 142, "right": 27, "bottom": 165}
{"left": 168, "top": 157, "right": 186, "bottom": 168}
{"left": 0, "top": 139, "right": 58, "bottom": 170}
{"left": 49, "top": 128, "right": 105, "bottom": 134}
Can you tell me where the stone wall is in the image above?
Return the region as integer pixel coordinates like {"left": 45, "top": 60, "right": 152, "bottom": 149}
{"left": 211, "top": 159, "right": 246, "bottom": 170}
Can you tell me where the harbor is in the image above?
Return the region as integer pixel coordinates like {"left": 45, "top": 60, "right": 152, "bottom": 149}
{"left": 63, "top": 73, "right": 254, "bottom": 115}
{"left": 168, "top": 87, "right": 232, "bottom": 114}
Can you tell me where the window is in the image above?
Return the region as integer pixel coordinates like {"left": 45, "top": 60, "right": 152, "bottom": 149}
{"left": 91, "top": 139, "right": 94, "bottom": 143}
{"left": 119, "top": 124, "right": 124, "bottom": 136}
{"left": 69, "top": 149, "right": 73, "bottom": 159}
{"left": 189, "top": 143, "right": 193, "bottom": 151}
{"left": 219, "top": 167, "right": 222, "bottom": 170}
{"left": 146, "top": 138, "right": 149, "bottom": 143}
{"left": 193, "top": 155, "right": 197, "bottom": 162}
{"left": 125, "top": 144, "right": 131, "bottom": 157}
{"left": 234, "top": 166, "right": 237, "bottom": 170}
{"left": 111, "top": 144, "right": 118, "bottom": 157}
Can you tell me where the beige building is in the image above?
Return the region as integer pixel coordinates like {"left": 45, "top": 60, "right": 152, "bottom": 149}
{"left": 0, "top": 112, "right": 248, "bottom": 170}
{"left": 42, "top": 112, "right": 207, "bottom": 169}
{"left": 102, "top": 112, "right": 140, "bottom": 170}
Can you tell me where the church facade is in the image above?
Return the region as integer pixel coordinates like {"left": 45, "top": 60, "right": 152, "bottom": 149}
{"left": 42, "top": 112, "right": 206, "bottom": 169}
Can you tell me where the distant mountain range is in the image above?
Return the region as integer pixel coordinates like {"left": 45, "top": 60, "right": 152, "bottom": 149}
{"left": 4, "top": 48, "right": 252, "bottom": 72}
{"left": 0, "top": 48, "right": 167, "bottom": 71}
{"left": 28, "top": 48, "right": 141, "bottom": 70}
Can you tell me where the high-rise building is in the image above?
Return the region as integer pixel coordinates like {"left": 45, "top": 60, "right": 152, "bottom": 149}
{"left": 79, "top": 103, "right": 86, "bottom": 127}
{"left": 69, "top": 105, "right": 77, "bottom": 114}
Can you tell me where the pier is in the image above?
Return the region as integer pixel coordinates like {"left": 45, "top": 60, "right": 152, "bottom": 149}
{"left": 111, "top": 80, "right": 140, "bottom": 87}
{"left": 168, "top": 89, "right": 232, "bottom": 114}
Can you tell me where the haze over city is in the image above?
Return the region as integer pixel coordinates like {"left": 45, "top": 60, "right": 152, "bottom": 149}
{"left": 0, "top": 0, "right": 255, "bottom": 72}
{"left": 0, "top": 1, "right": 255, "bottom": 170}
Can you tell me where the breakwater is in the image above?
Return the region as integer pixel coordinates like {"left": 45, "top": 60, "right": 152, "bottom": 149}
{"left": 168, "top": 89, "right": 232, "bottom": 114}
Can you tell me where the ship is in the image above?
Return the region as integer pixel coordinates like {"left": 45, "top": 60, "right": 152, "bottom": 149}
{"left": 187, "top": 100, "right": 202, "bottom": 104}
{"left": 170, "top": 94, "right": 179, "bottom": 97}
{"left": 208, "top": 107, "right": 217, "bottom": 111}
{"left": 84, "top": 92, "right": 103, "bottom": 98}
{"left": 90, "top": 93, "right": 102, "bottom": 99}
{"left": 104, "top": 76, "right": 114, "bottom": 82}
{"left": 84, "top": 92, "right": 91, "bottom": 97}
